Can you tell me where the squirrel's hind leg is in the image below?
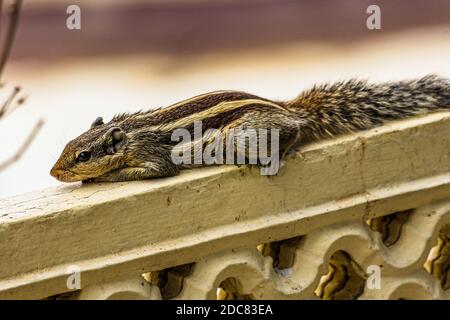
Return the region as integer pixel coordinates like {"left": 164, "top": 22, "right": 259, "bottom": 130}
{"left": 223, "top": 109, "right": 302, "bottom": 176}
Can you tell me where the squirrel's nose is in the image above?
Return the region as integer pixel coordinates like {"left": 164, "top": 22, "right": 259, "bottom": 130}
{"left": 50, "top": 166, "right": 61, "bottom": 179}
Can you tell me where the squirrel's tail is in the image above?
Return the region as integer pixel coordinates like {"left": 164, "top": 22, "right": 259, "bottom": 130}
{"left": 286, "top": 75, "right": 450, "bottom": 141}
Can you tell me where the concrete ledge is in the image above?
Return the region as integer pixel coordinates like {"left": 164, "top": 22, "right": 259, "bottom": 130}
{"left": 1, "top": 112, "right": 450, "bottom": 299}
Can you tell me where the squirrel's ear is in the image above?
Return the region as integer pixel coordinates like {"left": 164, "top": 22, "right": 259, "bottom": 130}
{"left": 103, "top": 127, "right": 126, "bottom": 153}
{"left": 91, "top": 117, "right": 104, "bottom": 128}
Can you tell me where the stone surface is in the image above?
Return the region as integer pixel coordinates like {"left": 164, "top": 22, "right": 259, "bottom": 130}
{"left": 0, "top": 113, "right": 449, "bottom": 299}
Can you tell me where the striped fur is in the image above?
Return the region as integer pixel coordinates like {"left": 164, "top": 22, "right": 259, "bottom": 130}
{"left": 50, "top": 75, "right": 450, "bottom": 182}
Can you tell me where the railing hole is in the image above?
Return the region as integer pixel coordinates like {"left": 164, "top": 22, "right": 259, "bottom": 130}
{"left": 367, "top": 209, "right": 412, "bottom": 247}
{"left": 44, "top": 290, "right": 80, "bottom": 300}
{"left": 424, "top": 224, "right": 449, "bottom": 290}
{"left": 216, "top": 277, "right": 253, "bottom": 300}
{"left": 142, "top": 263, "right": 194, "bottom": 299}
{"left": 315, "top": 250, "right": 366, "bottom": 300}
{"left": 257, "top": 236, "right": 303, "bottom": 271}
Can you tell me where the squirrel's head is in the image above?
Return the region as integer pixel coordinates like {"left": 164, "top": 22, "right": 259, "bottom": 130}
{"left": 50, "top": 117, "right": 128, "bottom": 182}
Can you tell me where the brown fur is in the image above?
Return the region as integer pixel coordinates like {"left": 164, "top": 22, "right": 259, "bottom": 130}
{"left": 51, "top": 75, "right": 450, "bottom": 182}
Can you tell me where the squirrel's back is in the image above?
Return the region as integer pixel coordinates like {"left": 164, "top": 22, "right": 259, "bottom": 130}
{"left": 285, "top": 75, "right": 450, "bottom": 141}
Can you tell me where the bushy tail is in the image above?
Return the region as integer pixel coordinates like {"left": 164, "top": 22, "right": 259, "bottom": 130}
{"left": 287, "top": 75, "right": 450, "bottom": 140}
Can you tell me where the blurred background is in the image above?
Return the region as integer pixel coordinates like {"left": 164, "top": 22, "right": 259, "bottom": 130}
{"left": 0, "top": 0, "right": 449, "bottom": 198}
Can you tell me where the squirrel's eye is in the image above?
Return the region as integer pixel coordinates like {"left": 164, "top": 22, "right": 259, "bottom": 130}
{"left": 77, "top": 151, "right": 91, "bottom": 162}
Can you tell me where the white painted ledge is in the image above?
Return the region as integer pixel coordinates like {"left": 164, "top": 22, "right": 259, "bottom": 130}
{"left": 1, "top": 112, "right": 450, "bottom": 299}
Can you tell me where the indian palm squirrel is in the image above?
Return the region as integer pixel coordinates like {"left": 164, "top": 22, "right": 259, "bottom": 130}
{"left": 50, "top": 75, "right": 450, "bottom": 183}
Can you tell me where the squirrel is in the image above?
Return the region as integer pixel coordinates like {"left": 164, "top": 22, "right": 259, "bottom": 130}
{"left": 50, "top": 75, "right": 450, "bottom": 183}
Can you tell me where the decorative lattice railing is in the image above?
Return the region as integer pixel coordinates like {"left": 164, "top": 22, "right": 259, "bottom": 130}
{"left": 0, "top": 113, "right": 449, "bottom": 300}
